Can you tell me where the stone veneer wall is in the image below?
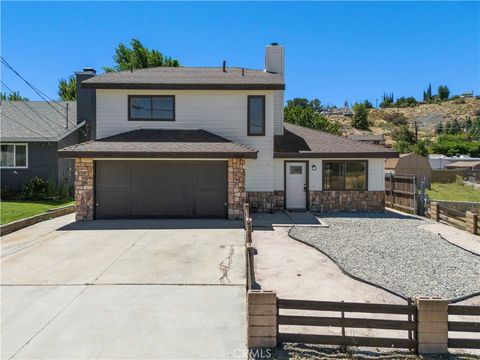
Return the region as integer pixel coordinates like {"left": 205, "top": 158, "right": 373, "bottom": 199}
{"left": 228, "top": 158, "right": 246, "bottom": 220}
{"left": 75, "top": 158, "right": 94, "bottom": 221}
{"left": 309, "top": 191, "right": 385, "bottom": 212}
{"left": 247, "top": 192, "right": 274, "bottom": 213}
{"left": 274, "top": 191, "right": 285, "bottom": 211}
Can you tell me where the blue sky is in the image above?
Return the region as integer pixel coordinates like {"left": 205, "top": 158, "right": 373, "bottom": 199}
{"left": 1, "top": 1, "right": 479, "bottom": 106}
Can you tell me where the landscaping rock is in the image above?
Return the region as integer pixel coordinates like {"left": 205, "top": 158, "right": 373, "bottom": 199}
{"left": 289, "top": 212, "right": 480, "bottom": 300}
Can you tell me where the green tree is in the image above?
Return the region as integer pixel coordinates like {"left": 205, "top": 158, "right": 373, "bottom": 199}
{"left": 287, "top": 98, "right": 309, "bottom": 109}
{"left": 284, "top": 103, "right": 341, "bottom": 135}
{"left": 423, "top": 83, "right": 433, "bottom": 101}
{"left": 380, "top": 92, "right": 394, "bottom": 108}
{"left": 351, "top": 103, "right": 369, "bottom": 130}
{"left": 57, "top": 76, "right": 76, "bottom": 101}
{"left": 363, "top": 99, "right": 373, "bottom": 109}
{"left": 392, "top": 125, "right": 415, "bottom": 144}
{"left": 103, "top": 38, "right": 179, "bottom": 72}
{"left": 437, "top": 85, "right": 450, "bottom": 101}
{"left": 309, "top": 98, "right": 322, "bottom": 112}
{"left": 0, "top": 91, "right": 29, "bottom": 101}
{"left": 412, "top": 139, "right": 430, "bottom": 157}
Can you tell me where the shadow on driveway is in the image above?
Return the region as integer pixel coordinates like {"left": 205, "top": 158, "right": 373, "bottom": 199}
{"left": 58, "top": 218, "right": 244, "bottom": 231}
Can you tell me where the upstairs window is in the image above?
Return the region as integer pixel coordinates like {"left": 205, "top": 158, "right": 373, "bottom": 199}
{"left": 128, "top": 95, "right": 175, "bottom": 121}
{"left": 1, "top": 144, "right": 28, "bottom": 168}
{"left": 248, "top": 95, "right": 265, "bottom": 136}
{"left": 323, "top": 161, "right": 367, "bottom": 191}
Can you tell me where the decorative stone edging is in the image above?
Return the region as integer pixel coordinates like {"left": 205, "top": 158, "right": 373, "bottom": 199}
{"left": 0, "top": 204, "right": 75, "bottom": 236}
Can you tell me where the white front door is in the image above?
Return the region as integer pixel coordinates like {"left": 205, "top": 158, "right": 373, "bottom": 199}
{"left": 285, "top": 162, "right": 307, "bottom": 210}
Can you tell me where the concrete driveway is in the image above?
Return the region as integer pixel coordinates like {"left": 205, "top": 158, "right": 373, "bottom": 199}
{"left": 1, "top": 214, "right": 247, "bottom": 359}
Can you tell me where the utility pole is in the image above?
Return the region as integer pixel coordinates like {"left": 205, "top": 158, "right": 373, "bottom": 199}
{"left": 414, "top": 120, "right": 418, "bottom": 143}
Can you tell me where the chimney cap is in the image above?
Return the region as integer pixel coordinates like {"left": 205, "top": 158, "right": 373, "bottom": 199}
{"left": 82, "top": 67, "right": 96, "bottom": 74}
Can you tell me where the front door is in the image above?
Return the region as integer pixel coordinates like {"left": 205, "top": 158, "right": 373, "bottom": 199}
{"left": 285, "top": 162, "right": 307, "bottom": 210}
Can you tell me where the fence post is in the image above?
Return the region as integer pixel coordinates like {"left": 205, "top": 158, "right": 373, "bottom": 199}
{"left": 246, "top": 218, "right": 253, "bottom": 245}
{"left": 247, "top": 290, "right": 277, "bottom": 348}
{"left": 466, "top": 211, "right": 478, "bottom": 235}
{"left": 431, "top": 202, "right": 439, "bottom": 222}
{"left": 243, "top": 202, "right": 250, "bottom": 229}
{"left": 415, "top": 297, "right": 449, "bottom": 354}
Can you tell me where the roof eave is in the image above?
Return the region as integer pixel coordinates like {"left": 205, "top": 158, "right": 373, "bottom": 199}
{"left": 273, "top": 151, "right": 399, "bottom": 159}
{"left": 58, "top": 150, "right": 258, "bottom": 159}
{"left": 82, "top": 83, "right": 285, "bottom": 90}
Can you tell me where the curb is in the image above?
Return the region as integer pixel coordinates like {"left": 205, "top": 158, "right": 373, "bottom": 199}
{"left": 0, "top": 204, "right": 75, "bottom": 236}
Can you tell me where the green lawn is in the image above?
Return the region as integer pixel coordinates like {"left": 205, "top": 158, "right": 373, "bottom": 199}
{"left": 427, "top": 182, "right": 480, "bottom": 202}
{"left": 0, "top": 199, "right": 74, "bottom": 225}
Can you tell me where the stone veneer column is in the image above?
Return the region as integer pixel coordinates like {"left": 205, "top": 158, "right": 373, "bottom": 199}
{"left": 228, "top": 158, "right": 246, "bottom": 220}
{"left": 75, "top": 158, "right": 94, "bottom": 221}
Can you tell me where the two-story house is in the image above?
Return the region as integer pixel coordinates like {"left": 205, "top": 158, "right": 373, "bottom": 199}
{"left": 59, "top": 44, "right": 397, "bottom": 220}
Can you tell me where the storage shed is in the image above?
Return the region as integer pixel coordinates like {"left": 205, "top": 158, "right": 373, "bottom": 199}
{"left": 385, "top": 153, "right": 432, "bottom": 187}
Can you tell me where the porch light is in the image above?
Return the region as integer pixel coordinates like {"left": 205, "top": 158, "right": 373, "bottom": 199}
{"left": 312, "top": 164, "right": 317, "bottom": 171}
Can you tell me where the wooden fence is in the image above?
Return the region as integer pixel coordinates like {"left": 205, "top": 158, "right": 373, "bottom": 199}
{"left": 244, "top": 202, "right": 255, "bottom": 290}
{"left": 385, "top": 174, "right": 417, "bottom": 214}
{"left": 429, "top": 202, "right": 479, "bottom": 235}
{"left": 448, "top": 304, "right": 480, "bottom": 349}
{"left": 277, "top": 298, "right": 417, "bottom": 350}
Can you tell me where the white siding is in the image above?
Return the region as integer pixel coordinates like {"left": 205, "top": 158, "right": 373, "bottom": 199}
{"left": 96, "top": 89, "right": 274, "bottom": 192}
{"left": 274, "top": 158, "right": 385, "bottom": 191}
{"left": 273, "top": 90, "right": 284, "bottom": 135}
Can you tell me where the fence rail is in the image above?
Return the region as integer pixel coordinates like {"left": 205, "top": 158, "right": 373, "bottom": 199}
{"left": 277, "top": 298, "right": 417, "bottom": 350}
{"left": 430, "top": 202, "right": 478, "bottom": 234}
{"left": 385, "top": 174, "right": 417, "bottom": 214}
{"left": 448, "top": 304, "right": 480, "bottom": 349}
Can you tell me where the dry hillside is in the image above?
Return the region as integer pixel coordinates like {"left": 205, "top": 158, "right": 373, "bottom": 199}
{"left": 326, "top": 98, "right": 480, "bottom": 144}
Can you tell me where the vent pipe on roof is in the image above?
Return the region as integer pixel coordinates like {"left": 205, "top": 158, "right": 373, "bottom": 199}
{"left": 242, "top": 68, "right": 245, "bottom": 76}
{"left": 223, "top": 60, "right": 226, "bottom": 72}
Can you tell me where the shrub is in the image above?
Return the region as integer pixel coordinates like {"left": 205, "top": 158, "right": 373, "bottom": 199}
{"left": 59, "top": 182, "right": 70, "bottom": 199}
{"left": 381, "top": 111, "right": 408, "bottom": 126}
{"left": 351, "top": 103, "right": 369, "bottom": 130}
{"left": 22, "top": 177, "right": 49, "bottom": 200}
{"left": 47, "top": 179, "right": 58, "bottom": 198}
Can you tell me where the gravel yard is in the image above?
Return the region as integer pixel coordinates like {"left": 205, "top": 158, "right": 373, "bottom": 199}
{"left": 289, "top": 212, "right": 480, "bottom": 300}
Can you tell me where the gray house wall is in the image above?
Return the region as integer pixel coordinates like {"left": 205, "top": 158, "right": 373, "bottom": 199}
{"left": 1, "top": 142, "right": 58, "bottom": 192}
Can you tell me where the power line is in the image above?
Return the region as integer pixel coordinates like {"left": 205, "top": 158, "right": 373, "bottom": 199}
{"left": 1, "top": 57, "right": 76, "bottom": 127}
{"left": 1, "top": 81, "right": 61, "bottom": 136}
{"left": 0, "top": 57, "right": 65, "bottom": 107}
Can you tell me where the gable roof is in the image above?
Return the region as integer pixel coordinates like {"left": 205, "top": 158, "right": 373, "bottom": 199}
{"left": 1, "top": 101, "right": 82, "bottom": 142}
{"left": 58, "top": 129, "right": 258, "bottom": 159}
{"left": 81, "top": 67, "right": 285, "bottom": 90}
{"left": 274, "top": 123, "right": 398, "bottom": 158}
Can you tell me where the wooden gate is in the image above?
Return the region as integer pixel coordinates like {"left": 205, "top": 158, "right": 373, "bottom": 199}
{"left": 385, "top": 174, "right": 417, "bottom": 214}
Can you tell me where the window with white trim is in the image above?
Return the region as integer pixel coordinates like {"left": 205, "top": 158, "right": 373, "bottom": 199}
{"left": 1, "top": 144, "right": 28, "bottom": 168}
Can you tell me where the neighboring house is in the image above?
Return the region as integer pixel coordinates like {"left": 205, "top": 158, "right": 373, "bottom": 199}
{"left": 348, "top": 134, "right": 386, "bottom": 146}
{"left": 385, "top": 153, "right": 432, "bottom": 187}
{"left": 1, "top": 101, "right": 85, "bottom": 193}
{"left": 429, "top": 154, "right": 480, "bottom": 170}
{"left": 59, "top": 43, "right": 397, "bottom": 221}
{"left": 446, "top": 160, "right": 480, "bottom": 180}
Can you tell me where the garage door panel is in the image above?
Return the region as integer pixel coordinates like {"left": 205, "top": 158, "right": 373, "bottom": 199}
{"left": 95, "top": 160, "right": 227, "bottom": 219}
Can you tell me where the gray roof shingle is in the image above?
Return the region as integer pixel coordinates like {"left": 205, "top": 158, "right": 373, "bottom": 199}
{"left": 82, "top": 67, "right": 284, "bottom": 90}
{"left": 274, "top": 123, "right": 398, "bottom": 158}
{"left": 58, "top": 129, "right": 258, "bottom": 159}
{"left": 1, "top": 101, "right": 79, "bottom": 141}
